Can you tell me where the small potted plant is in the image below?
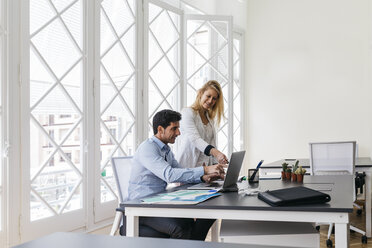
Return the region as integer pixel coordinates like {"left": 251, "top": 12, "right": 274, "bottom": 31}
{"left": 285, "top": 167, "right": 292, "bottom": 180}
{"left": 281, "top": 162, "right": 288, "bottom": 180}
{"left": 294, "top": 166, "right": 307, "bottom": 183}
{"left": 292, "top": 160, "right": 299, "bottom": 182}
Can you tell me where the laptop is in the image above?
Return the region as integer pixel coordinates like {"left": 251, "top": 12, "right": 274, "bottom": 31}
{"left": 187, "top": 151, "right": 246, "bottom": 192}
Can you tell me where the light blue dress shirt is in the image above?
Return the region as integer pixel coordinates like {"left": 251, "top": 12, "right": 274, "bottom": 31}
{"left": 128, "top": 136, "right": 204, "bottom": 201}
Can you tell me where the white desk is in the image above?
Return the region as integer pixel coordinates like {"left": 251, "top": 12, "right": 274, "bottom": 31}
{"left": 260, "top": 157, "right": 372, "bottom": 237}
{"left": 123, "top": 175, "right": 353, "bottom": 248}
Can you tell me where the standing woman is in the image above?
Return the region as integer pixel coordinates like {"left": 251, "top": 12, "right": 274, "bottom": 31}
{"left": 175, "top": 80, "right": 228, "bottom": 168}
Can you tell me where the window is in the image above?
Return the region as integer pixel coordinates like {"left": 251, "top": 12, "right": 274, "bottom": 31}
{"left": 0, "top": 0, "right": 4, "bottom": 239}
{"left": 48, "top": 114, "right": 54, "bottom": 125}
{"left": 49, "top": 130, "right": 55, "bottom": 140}
{"left": 59, "top": 129, "right": 69, "bottom": 141}
{"left": 185, "top": 15, "right": 233, "bottom": 154}
{"left": 60, "top": 152, "right": 71, "bottom": 162}
{"left": 99, "top": 0, "right": 136, "bottom": 205}
{"left": 74, "top": 150, "right": 80, "bottom": 164}
{"left": 145, "top": 0, "right": 182, "bottom": 136}
{"left": 44, "top": 130, "right": 55, "bottom": 147}
{"left": 49, "top": 157, "right": 54, "bottom": 167}
{"left": 232, "top": 32, "right": 244, "bottom": 152}
{"left": 24, "top": 0, "right": 85, "bottom": 236}
{"left": 109, "top": 128, "right": 116, "bottom": 139}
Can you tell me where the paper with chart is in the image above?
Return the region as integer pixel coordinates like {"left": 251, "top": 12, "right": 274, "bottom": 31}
{"left": 141, "top": 189, "right": 221, "bottom": 205}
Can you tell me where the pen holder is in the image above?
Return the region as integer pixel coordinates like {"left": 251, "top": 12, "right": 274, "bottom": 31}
{"left": 248, "top": 169, "right": 259, "bottom": 183}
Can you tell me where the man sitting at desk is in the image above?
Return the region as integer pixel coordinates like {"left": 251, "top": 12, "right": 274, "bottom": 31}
{"left": 126, "top": 109, "right": 225, "bottom": 240}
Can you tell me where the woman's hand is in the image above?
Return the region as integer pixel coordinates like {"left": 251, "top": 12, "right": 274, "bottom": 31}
{"left": 210, "top": 148, "right": 229, "bottom": 164}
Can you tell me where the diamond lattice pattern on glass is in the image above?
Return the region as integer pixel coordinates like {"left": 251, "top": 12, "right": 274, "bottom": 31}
{"left": 233, "top": 38, "right": 242, "bottom": 151}
{"left": 29, "top": 0, "right": 83, "bottom": 221}
{"left": 186, "top": 19, "right": 230, "bottom": 153}
{"left": 147, "top": 3, "right": 181, "bottom": 138}
{"left": 100, "top": 0, "right": 136, "bottom": 203}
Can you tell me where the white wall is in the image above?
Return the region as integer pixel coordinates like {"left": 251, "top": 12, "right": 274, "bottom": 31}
{"left": 246, "top": 0, "right": 372, "bottom": 166}
{"left": 181, "top": 0, "right": 216, "bottom": 14}
{"left": 215, "top": 0, "right": 247, "bottom": 30}
{"left": 182, "top": 0, "right": 247, "bottom": 30}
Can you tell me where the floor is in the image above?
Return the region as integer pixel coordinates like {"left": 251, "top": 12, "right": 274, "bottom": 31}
{"left": 319, "top": 201, "right": 369, "bottom": 248}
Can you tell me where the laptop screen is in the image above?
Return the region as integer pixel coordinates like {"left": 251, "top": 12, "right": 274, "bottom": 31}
{"left": 222, "top": 151, "right": 246, "bottom": 188}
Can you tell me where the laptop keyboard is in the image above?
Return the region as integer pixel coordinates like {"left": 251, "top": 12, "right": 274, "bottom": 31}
{"left": 207, "top": 182, "right": 222, "bottom": 187}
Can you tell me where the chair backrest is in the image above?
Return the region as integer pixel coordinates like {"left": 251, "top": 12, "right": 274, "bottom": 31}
{"left": 309, "top": 141, "right": 356, "bottom": 176}
{"left": 112, "top": 156, "right": 133, "bottom": 203}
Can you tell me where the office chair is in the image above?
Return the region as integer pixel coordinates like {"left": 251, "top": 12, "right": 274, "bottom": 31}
{"left": 309, "top": 141, "right": 367, "bottom": 247}
{"left": 110, "top": 156, "right": 133, "bottom": 236}
{"left": 355, "top": 171, "right": 366, "bottom": 215}
{"left": 109, "top": 156, "right": 170, "bottom": 238}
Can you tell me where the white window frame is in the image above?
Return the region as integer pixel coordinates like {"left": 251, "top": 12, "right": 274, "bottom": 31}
{"left": 232, "top": 29, "right": 245, "bottom": 153}
{"left": 86, "top": 0, "right": 99, "bottom": 228}
{"left": 19, "top": 0, "right": 86, "bottom": 241}
{"left": 184, "top": 14, "right": 234, "bottom": 156}
{"left": 0, "top": 0, "right": 6, "bottom": 246}
{"left": 94, "top": 0, "right": 185, "bottom": 222}
{"left": 144, "top": 0, "right": 184, "bottom": 134}
{"left": 7, "top": 0, "right": 22, "bottom": 246}
{"left": 180, "top": 1, "right": 245, "bottom": 155}
{"left": 93, "top": 0, "right": 140, "bottom": 222}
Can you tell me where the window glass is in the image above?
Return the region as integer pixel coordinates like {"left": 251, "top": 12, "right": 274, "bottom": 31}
{"left": 186, "top": 18, "right": 230, "bottom": 154}
{"left": 100, "top": 0, "right": 136, "bottom": 203}
{"left": 29, "top": 0, "right": 83, "bottom": 221}
{"left": 147, "top": 2, "right": 181, "bottom": 137}
{"left": 233, "top": 37, "right": 243, "bottom": 151}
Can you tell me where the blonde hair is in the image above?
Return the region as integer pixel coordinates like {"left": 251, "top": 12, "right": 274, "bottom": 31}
{"left": 191, "top": 80, "right": 225, "bottom": 125}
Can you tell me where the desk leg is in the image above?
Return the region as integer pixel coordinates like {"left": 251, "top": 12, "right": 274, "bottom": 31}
{"left": 126, "top": 215, "right": 139, "bottom": 237}
{"left": 110, "top": 211, "right": 123, "bottom": 236}
{"left": 335, "top": 223, "right": 349, "bottom": 248}
{"left": 365, "top": 171, "right": 372, "bottom": 237}
{"left": 210, "top": 219, "right": 220, "bottom": 242}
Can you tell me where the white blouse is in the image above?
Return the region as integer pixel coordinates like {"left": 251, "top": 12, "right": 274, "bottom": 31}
{"left": 175, "top": 107, "right": 218, "bottom": 168}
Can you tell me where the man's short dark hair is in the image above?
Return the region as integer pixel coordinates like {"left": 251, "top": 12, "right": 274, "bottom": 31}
{"left": 153, "top": 109, "right": 182, "bottom": 135}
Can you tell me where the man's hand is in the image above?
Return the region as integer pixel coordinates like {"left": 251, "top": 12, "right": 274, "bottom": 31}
{"left": 203, "top": 163, "right": 225, "bottom": 175}
{"left": 202, "top": 173, "right": 224, "bottom": 183}
{"left": 210, "top": 148, "right": 229, "bottom": 164}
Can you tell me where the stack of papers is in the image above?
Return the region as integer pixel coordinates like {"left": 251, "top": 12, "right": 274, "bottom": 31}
{"left": 141, "top": 189, "right": 220, "bottom": 205}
